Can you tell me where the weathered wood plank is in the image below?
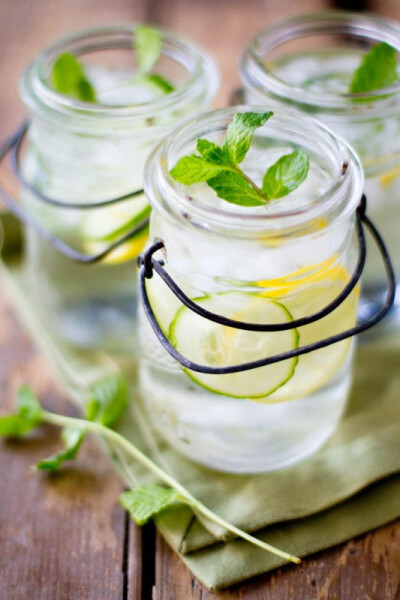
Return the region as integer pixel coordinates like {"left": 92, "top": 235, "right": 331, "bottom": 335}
{"left": 0, "top": 3, "right": 148, "bottom": 598}
{"left": 2, "top": 1, "right": 400, "bottom": 599}
{"left": 0, "top": 293, "right": 130, "bottom": 600}
{"left": 154, "top": 524, "right": 400, "bottom": 599}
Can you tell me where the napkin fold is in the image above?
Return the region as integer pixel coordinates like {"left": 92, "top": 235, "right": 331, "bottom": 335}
{"left": 1, "top": 212, "right": 400, "bottom": 590}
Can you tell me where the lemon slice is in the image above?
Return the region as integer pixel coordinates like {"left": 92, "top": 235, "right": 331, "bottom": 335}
{"left": 92, "top": 225, "right": 149, "bottom": 265}
{"left": 168, "top": 292, "right": 299, "bottom": 399}
{"left": 82, "top": 196, "right": 151, "bottom": 264}
{"left": 82, "top": 196, "right": 150, "bottom": 242}
{"left": 148, "top": 259, "right": 358, "bottom": 402}
{"left": 379, "top": 164, "right": 400, "bottom": 188}
{"left": 264, "top": 268, "right": 358, "bottom": 402}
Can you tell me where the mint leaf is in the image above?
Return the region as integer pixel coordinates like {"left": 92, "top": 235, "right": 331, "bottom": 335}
{"left": 350, "top": 42, "right": 399, "bottom": 94}
{"left": 36, "top": 426, "right": 85, "bottom": 471}
{"left": 51, "top": 53, "right": 96, "bottom": 102}
{"left": 169, "top": 112, "right": 310, "bottom": 208}
{"left": 170, "top": 155, "right": 233, "bottom": 185}
{"left": 35, "top": 374, "right": 127, "bottom": 472}
{"left": 262, "top": 150, "right": 309, "bottom": 200}
{"left": 36, "top": 374, "right": 128, "bottom": 472}
{"left": 133, "top": 26, "right": 174, "bottom": 94}
{"left": 0, "top": 415, "right": 35, "bottom": 437}
{"left": 146, "top": 74, "right": 174, "bottom": 94}
{"left": 0, "top": 387, "right": 43, "bottom": 437}
{"left": 120, "top": 485, "right": 179, "bottom": 525}
{"left": 208, "top": 171, "right": 266, "bottom": 206}
{"left": 223, "top": 112, "right": 273, "bottom": 165}
{"left": 135, "top": 25, "right": 163, "bottom": 75}
{"left": 197, "top": 139, "right": 227, "bottom": 164}
{"left": 86, "top": 374, "right": 129, "bottom": 427}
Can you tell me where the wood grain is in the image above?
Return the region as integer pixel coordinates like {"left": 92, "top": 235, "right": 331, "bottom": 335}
{"left": 155, "top": 526, "right": 400, "bottom": 599}
{"left": 1, "top": 0, "right": 400, "bottom": 599}
{"left": 0, "top": 292, "right": 129, "bottom": 600}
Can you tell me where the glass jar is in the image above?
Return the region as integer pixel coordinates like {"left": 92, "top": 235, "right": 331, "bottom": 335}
{"left": 139, "top": 106, "right": 364, "bottom": 473}
{"left": 240, "top": 12, "right": 400, "bottom": 331}
{"left": 19, "top": 25, "right": 219, "bottom": 354}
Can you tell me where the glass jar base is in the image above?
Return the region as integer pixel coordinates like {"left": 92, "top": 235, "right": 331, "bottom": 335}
{"left": 140, "top": 357, "right": 352, "bottom": 474}
{"left": 154, "top": 419, "right": 341, "bottom": 474}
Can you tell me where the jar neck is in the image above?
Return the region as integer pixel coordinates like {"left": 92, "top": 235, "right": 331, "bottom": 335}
{"left": 240, "top": 12, "right": 400, "bottom": 117}
{"left": 145, "top": 106, "right": 364, "bottom": 241}
{"left": 20, "top": 25, "right": 219, "bottom": 137}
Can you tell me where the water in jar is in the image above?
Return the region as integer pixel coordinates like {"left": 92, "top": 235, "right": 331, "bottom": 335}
{"left": 139, "top": 135, "right": 359, "bottom": 473}
{"left": 261, "top": 48, "right": 400, "bottom": 326}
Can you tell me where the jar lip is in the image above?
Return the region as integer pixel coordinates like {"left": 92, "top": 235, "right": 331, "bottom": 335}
{"left": 240, "top": 11, "right": 400, "bottom": 112}
{"left": 20, "top": 24, "right": 219, "bottom": 124}
{"left": 145, "top": 105, "right": 364, "bottom": 235}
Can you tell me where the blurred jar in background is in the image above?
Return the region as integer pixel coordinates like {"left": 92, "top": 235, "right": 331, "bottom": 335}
{"left": 240, "top": 12, "right": 400, "bottom": 333}
{"left": 20, "top": 24, "right": 219, "bottom": 354}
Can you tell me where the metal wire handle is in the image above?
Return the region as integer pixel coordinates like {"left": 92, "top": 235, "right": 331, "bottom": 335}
{"left": 0, "top": 122, "right": 148, "bottom": 264}
{"left": 138, "top": 199, "right": 396, "bottom": 375}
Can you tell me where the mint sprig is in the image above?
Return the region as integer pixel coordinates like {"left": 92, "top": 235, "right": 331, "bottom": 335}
{"left": 35, "top": 373, "right": 129, "bottom": 472}
{"left": 134, "top": 25, "right": 175, "bottom": 94}
{"left": 0, "top": 386, "right": 300, "bottom": 565}
{"left": 86, "top": 373, "right": 129, "bottom": 427}
{"left": 262, "top": 150, "right": 310, "bottom": 199}
{"left": 0, "top": 387, "right": 43, "bottom": 436}
{"left": 136, "top": 25, "right": 163, "bottom": 74}
{"left": 223, "top": 112, "right": 273, "bottom": 164}
{"left": 36, "top": 426, "right": 85, "bottom": 471}
{"left": 120, "top": 485, "right": 180, "bottom": 525}
{"left": 208, "top": 171, "right": 266, "bottom": 206}
{"left": 51, "top": 53, "right": 97, "bottom": 102}
{"left": 170, "top": 112, "right": 310, "bottom": 207}
{"left": 350, "top": 42, "right": 399, "bottom": 94}
{"left": 51, "top": 25, "right": 174, "bottom": 103}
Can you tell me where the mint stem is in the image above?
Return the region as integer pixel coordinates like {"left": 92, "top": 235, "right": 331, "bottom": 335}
{"left": 233, "top": 166, "right": 268, "bottom": 201}
{"left": 42, "top": 410, "right": 300, "bottom": 565}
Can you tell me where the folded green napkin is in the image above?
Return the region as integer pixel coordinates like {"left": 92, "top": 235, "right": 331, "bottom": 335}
{"left": 1, "top": 212, "right": 400, "bottom": 590}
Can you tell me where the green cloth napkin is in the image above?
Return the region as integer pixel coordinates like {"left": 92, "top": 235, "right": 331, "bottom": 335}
{"left": 1, "top": 212, "right": 400, "bottom": 590}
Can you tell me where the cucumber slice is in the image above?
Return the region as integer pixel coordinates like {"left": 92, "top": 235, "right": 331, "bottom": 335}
{"left": 266, "top": 274, "right": 358, "bottom": 402}
{"left": 82, "top": 196, "right": 150, "bottom": 242}
{"left": 168, "top": 292, "right": 299, "bottom": 399}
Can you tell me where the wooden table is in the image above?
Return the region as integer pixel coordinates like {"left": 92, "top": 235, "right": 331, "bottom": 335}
{"left": 1, "top": 1, "right": 400, "bottom": 598}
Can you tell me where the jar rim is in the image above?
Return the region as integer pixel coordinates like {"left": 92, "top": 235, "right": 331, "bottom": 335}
{"left": 240, "top": 11, "right": 400, "bottom": 114}
{"left": 20, "top": 24, "right": 219, "bottom": 128}
{"left": 144, "top": 105, "right": 364, "bottom": 237}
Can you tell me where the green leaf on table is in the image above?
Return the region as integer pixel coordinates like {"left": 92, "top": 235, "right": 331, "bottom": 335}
{"left": 120, "top": 484, "right": 179, "bottom": 525}
{"left": 170, "top": 155, "right": 233, "bottom": 185}
{"left": 86, "top": 373, "right": 129, "bottom": 427}
{"left": 222, "top": 111, "right": 273, "bottom": 165}
{"left": 34, "top": 374, "right": 128, "bottom": 472}
{"left": 262, "top": 150, "right": 310, "bottom": 200}
{"left": 36, "top": 426, "right": 85, "bottom": 471}
{"left": 0, "top": 387, "right": 43, "bottom": 437}
{"left": 350, "top": 42, "right": 399, "bottom": 94}
{"left": 208, "top": 171, "right": 266, "bottom": 206}
{"left": 51, "top": 53, "right": 96, "bottom": 102}
{"left": 135, "top": 25, "right": 163, "bottom": 74}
